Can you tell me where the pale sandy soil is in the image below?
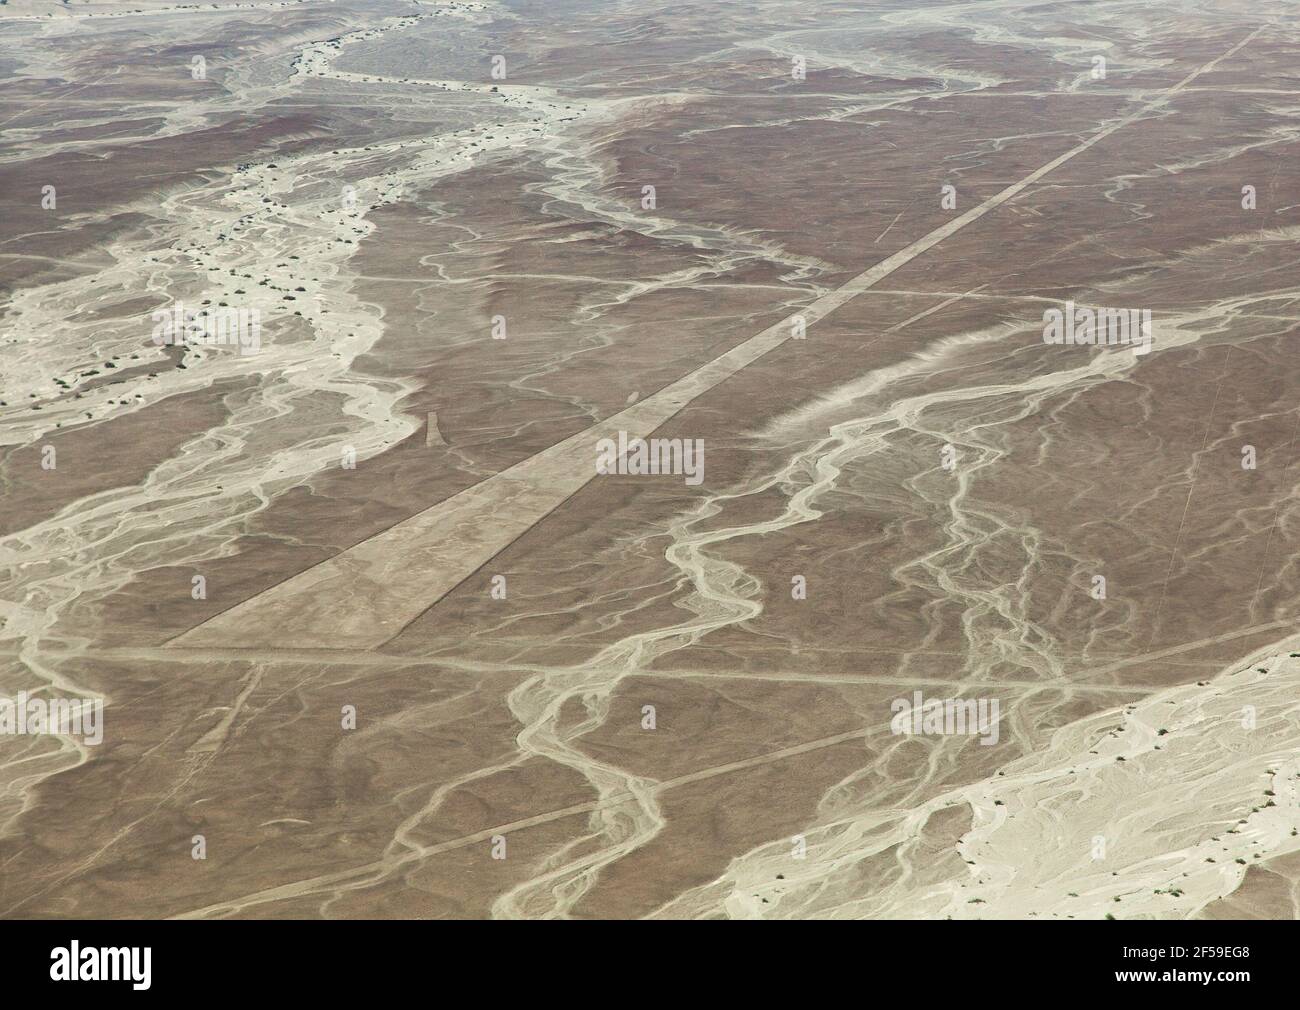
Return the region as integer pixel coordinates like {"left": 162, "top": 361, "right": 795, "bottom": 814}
{"left": 2, "top": 0, "right": 1299, "bottom": 919}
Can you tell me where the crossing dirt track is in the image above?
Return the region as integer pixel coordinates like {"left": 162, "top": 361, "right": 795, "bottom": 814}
{"left": 2, "top": 0, "right": 1300, "bottom": 919}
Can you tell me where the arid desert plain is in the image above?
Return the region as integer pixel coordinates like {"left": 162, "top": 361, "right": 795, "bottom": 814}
{"left": 2, "top": 0, "right": 1300, "bottom": 919}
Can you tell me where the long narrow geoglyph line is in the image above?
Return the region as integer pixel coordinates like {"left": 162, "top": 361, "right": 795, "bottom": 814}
{"left": 172, "top": 27, "right": 1263, "bottom": 652}
{"left": 145, "top": 29, "right": 1277, "bottom": 922}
